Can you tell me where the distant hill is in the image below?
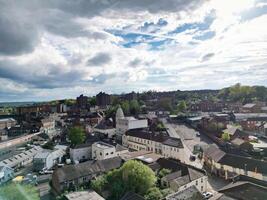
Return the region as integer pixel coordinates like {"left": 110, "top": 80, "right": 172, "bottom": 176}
{"left": 0, "top": 102, "right": 36, "bottom": 107}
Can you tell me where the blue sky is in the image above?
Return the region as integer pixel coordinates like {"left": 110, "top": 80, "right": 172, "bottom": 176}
{"left": 0, "top": 0, "right": 267, "bottom": 101}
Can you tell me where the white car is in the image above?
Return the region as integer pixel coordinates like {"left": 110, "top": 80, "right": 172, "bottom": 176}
{"left": 44, "top": 170, "right": 53, "bottom": 174}
{"left": 203, "top": 192, "right": 213, "bottom": 199}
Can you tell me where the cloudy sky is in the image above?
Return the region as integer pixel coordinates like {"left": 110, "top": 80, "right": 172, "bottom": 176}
{"left": 0, "top": 0, "right": 267, "bottom": 101}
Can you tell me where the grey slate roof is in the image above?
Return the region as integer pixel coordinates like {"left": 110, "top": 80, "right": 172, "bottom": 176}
{"left": 204, "top": 145, "right": 226, "bottom": 162}
{"left": 205, "top": 146, "right": 267, "bottom": 174}
{"left": 120, "top": 192, "right": 145, "bottom": 200}
{"left": 53, "top": 156, "right": 123, "bottom": 183}
{"left": 126, "top": 129, "right": 183, "bottom": 148}
{"left": 219, "top": 181, "right": 267, "bottom": 200}
{"left": 166, "top": 185, "right": 203, "bottom": 200}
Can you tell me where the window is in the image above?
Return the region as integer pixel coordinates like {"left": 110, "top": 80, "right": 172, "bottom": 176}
{"left": 201, "top": 178, "right": 203, "bottom": 183}
{"left": 111, "top": 152, "right": 114, "bottom": 154}
{"left": 106, "top": 153, "right": 109, "bottom": 156}
{"left": 196, "top": 180, "right": 198, "bottom": 186}
{"left": 201, "top": 186, "right": 203, "bottom": 191}
{"left": 100, "top": 152, "right": 102, "bottom": 156}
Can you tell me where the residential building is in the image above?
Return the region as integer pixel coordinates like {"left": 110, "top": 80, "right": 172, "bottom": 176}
{"left": 230, "top": 138, "right": 253, "bottom": 152}
{"left": 116, "top": 106, "right": 148, "bottom": 141}
{"left": 122, "top": 128, "right": 184, "bottom": 161}
{"left": 240, "top": 117, "right": 267, "bottom": 131}
{"left": 92, "top": 142, "right": 128, "bottom": 160}
{"left": 158, "top": 160, "right": 207, "bottom": 193}
{"left": 51, "top": 157, "right": 123, "bottom": 194}
{"left": 65, "top": 190, "right": 105, "bottom": 200}
{"left": 0, "top": 165, "right": 14, "bottom": 185}
{"left": 76, "top": 94, "right": 89, "bottom": 109}
{"left": 242, "top": 103, "right": 262, "bottom": 113}
{"left": 41, "top": 117, "right": 55, "bottom": 136}
{"left": 96, "top": 92, "right": 111, "bottom": 107}
{"left": 223, "top": 126, "right": 249, "bottom": 141}
{"left": 120, "top": 192, "right": 144, "bottom": 200}
{"left": 33, "top": 148, "right": 66, "bottom": 171}
{"left": 0, "top": 146, "right": 43, "bottom": 169}
{"left": 190, "top": 100, "right": 224, "bottom": 112}
{"left": 218, "top": 176, "right": 267, "bottom": 200}
{"left": 0, "top": 118, "right": 16, "bottom": 130}
{"left": 203, "top": 145, "right": 267, "bottom": 181}
{"left": 166, "top": 185, "right": 203, "bottom": 200}
{"left": 70, "top": 143, "right": 92, "bottom": 163}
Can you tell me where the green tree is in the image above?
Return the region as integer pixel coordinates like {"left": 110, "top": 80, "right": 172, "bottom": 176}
{"left": 159, "top": 98, "right": 173, "bottom": 112}
{"left": 158, "top": 168, "right": 171, "bottom": 179}
{"left": 89, "top": 97, "right": 96, "bottom": 106}
{"left": 121, "top": 101, "right": 130, "bottom": 115}
{"left": 121, "top": 160, "right": 157, "bottom": 195}
{"left": 144, "top": 187, "right": 163, "bottom": 200}
{"left": 129, "top": 100, "right": 140, "bottom": 115}
{"left": 177, "top": 100, "right": 187, "bottom": 112}
{"left": 90, "top": 160, "right": 157, "bottom": 199}
{"left": 0, "top": 183, "right": 39, "bottom": 200}
{"left": 68, "top": 127, "right": 85, "bottom": 145}
{"left": 161, "top": 188, "right": 173, "bottom": 197}
{"left": 91, "top": 175, "right": 107, "bottom": 195}
{"left": 221, "top": 132, "right": 230, "bottom": 141}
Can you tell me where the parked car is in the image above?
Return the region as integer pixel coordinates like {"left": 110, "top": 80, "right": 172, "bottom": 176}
{"left": 190, "top": 155, "right": 196, "bottom": 161}
{"left": 44, "top": 170, "right": 53, "bottom": 174}
{"left": 203, "top": 192, "right": 213, "bottom": 199}
{"left": 57, "top": 163, "right": 64, "bottom": 168}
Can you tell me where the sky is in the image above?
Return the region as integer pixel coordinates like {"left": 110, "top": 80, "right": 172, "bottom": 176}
{"left": 0, "top": 0, "right": 267, "bottom": 102}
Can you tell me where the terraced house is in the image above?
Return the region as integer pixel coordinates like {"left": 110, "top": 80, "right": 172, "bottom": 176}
{"left": 122, "top": 128, "right": 184, "bottom": 161}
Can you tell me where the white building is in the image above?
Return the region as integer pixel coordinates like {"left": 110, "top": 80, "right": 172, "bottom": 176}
{"left": 122, "top": 129, "right": 184, "bottom": 161}
{"left": 33, "top": 147, "right": 66, "bottom": 171}
{"left": 92, "top": 142, "right": 128, "bottom": 160}
{"left": 41, "top": 117, "right": 56, "bottom": 137}
{"left": 0, "top": 118, "right": 16, "bottom": 130}
{"left": 115, "top": 106, "right": 148, "bottom": 141}
{"left": 70, "top": 143, "right": 92, "bottom": 163}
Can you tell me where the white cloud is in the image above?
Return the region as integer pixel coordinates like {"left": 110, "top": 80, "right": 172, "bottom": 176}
{"left": 0, "top": 0, "right": 266, "bottom": 101}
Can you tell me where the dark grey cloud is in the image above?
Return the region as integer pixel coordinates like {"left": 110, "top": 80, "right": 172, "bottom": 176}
{"left": 0, "top": 0, "right": 205, "bottom": 55}
{"left": 201, "top": 53, "right": 215, "bottom": 62}
{"left": 0, "top": 60, "right": 84, "bottom": 89}
{"left": 129, "top": 58, "right": 142, "bottom": 67}
{"left": 0, "top": 2, "right": 39, "bottom": 55}
{"left": 87, "top": 52, "right": 111, "bottom": 66}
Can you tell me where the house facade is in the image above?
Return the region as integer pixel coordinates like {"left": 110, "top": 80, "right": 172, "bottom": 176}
{"left": 203, "top": 146, "right": 267, "bottom": 181}
{"left": 51, "top": 157, "right": 123, "bottom": 194}
{"left": 70, "top": 143, "right": 92, "bottom": 163}
{"left": 122, "top": 129, "right": 184, "bottom": 161}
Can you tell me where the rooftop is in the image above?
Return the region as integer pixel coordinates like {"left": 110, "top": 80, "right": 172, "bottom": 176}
{"left": 65, "top": 190, "right": 105, "bottom": 200}
{"left": 93, "top": 141, "right": 115, "bottom": 149}
{"left": 126, "top": 128, "right": 183, "bottom": 148}
{"left": 204, "top": 146, "right": 267, "bottom": 174}
{"left": 120, "top": 191, "right": 145, "bottom": 200}
{"left": 53, "top": 156, "right": 122, "bottom": 183}
{"left": 219, "top": 181, "right": 267, "bottom": 200}
{"left": 166, "top": 185, "right": 203, "bottom": 200}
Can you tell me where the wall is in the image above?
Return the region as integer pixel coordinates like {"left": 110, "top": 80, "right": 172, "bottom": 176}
{"left": 70, "top": 146, "right": 91, "bottom": 162}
